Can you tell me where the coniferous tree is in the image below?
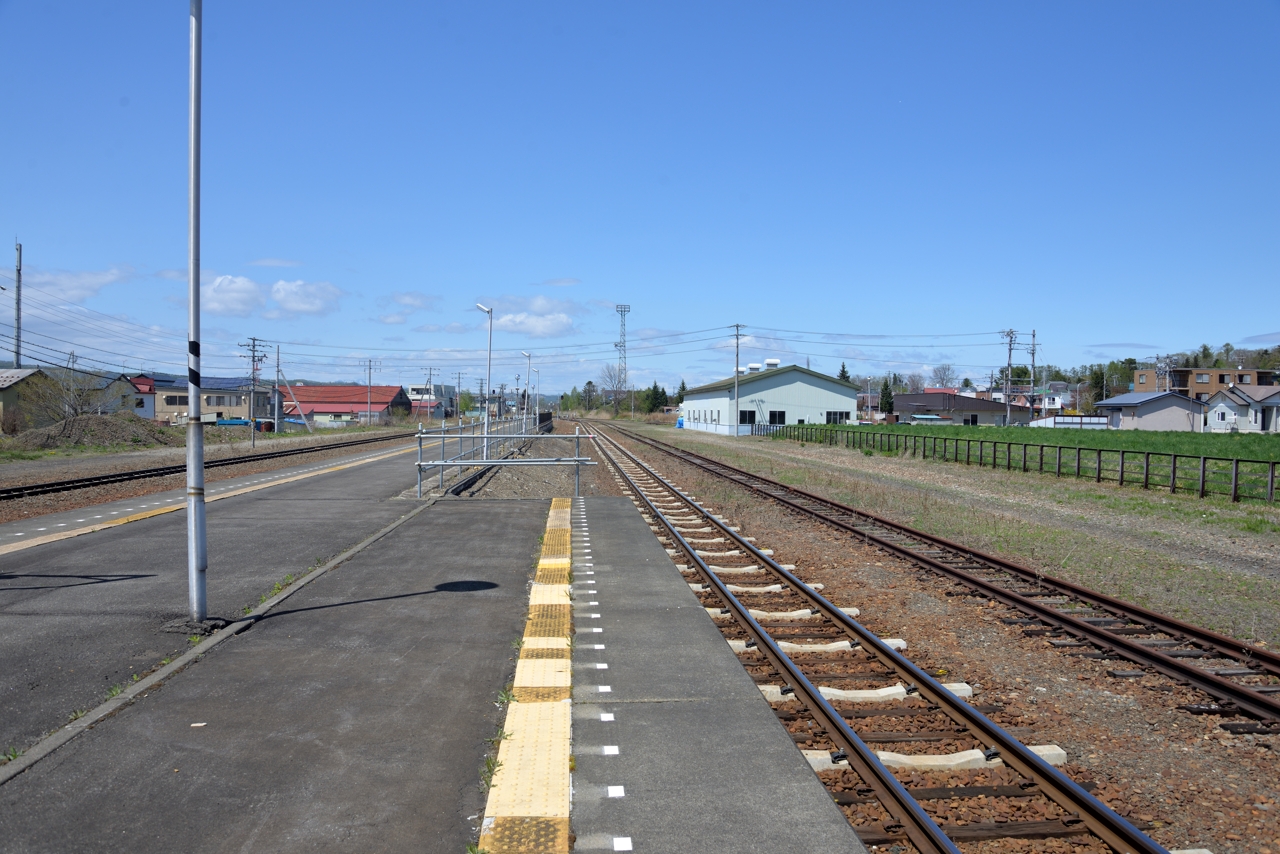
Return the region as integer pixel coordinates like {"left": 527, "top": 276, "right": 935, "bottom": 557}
{"left": 879, "top": 378, "right": 894, "bottom": 414}
{"left": 837, "top": 362, "right": 851, "bottom": 383}
{"left": 675, "top": 379, "right": 687, "bottom": 404}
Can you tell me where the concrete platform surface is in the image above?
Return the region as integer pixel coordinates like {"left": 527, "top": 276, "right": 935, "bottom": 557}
{"left": 570, "top": 496, "right": 867, "bottom": 854}
{"left": 0, "top": 500, "right": 548, "bottom": 853}
{"left": 0, "top": 439, "right": 466, "bottom": 751}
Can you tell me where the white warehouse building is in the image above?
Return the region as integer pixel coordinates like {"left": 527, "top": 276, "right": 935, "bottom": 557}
{"left": 679, "top": 362, "right": 862, "bottom": 435}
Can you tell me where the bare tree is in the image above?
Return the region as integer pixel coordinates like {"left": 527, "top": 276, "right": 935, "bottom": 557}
{"left": 906, "top": 372, "right": 926, "bottom": 394}
{"left": 19, "top": 366, "right": 122, "bottom": 428}
{"left": 929, "top": 364, "right": 958, "bottom": 388}
{"left": 599, "top": 363, "right": 627, "bottom": 415}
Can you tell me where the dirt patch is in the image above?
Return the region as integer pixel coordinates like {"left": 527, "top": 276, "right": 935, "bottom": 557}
{"left": 7, "top": 413, "right": 182, "bottom": 451}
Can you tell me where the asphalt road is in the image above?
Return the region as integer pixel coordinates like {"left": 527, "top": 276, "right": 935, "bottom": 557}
{"left": 0, "top": 436, "right": 491, "bottom": 752}
{"left": 0, "top": 500, "right": 545, "bottom": 853}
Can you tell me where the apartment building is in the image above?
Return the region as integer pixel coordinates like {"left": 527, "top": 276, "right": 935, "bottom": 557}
{"left": 1133, "top": 367, "right": 1277, "bottom": 402}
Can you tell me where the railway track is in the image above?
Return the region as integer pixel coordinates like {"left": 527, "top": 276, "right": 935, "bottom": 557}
{"left": 604, "top": 423, "right": 1280, "bottom": 730}
{"left": 0, "top": 432, "right": 417, "bottom": 501}
{"left": 591, "top": 427, "right": 1167, "bottom": 853}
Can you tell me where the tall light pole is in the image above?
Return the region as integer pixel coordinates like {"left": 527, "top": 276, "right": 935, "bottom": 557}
{"left": 477, "top": 304, "right": 493, "bottom": 460}
{"left": 532, "top": 368, "right": 540, "bottom": 427}
{"left": 186, "top": 0, "right": 208, "bottom": 623}
{"left": 521, "top": 351, "right": 531, "bottom": 433}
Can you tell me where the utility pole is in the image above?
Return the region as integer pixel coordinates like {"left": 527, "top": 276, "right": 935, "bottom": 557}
{"left": 186, "top": 0, "right": 208, "bottom": 623}
{"left": 13, "top": 242, "right": 21, "bottom": 368}
{"left": 1027, "top": 329, "right": 1038, "bottom": 422}
{"left": 274, "top": 345, "right": 281, "bottom": 433}
{"left": 239, "top": 336, "right": 263, "bottom": 448}
{"left": 1000, "top": 329, "right": 1017, "bottom": 427}
{"left": 364, "top": 358, "right": 381, "bottom": 427}
{"left": 731, "top": 323, "right": 745, "bottom": 435}
{"left": 454, "top": 371, "right": 466, "bottom": 426}
{"left": 421, "top": 366, "right": 435, "bottom": 422}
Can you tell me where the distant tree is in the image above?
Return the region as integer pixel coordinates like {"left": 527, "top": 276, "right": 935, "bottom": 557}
{"left": 1221, "top": 342, "right": 1235, "bottom": 365}
{"left": 960, "top": 377, "right": 974, "bottom": 389}
{"left": 459, "top": 390, "right": 475, "bottom": 413}
{"left": 674, "top": 379, "right": 687, "bottom": 404}
{"left": 929, "top": 364, "right": 958, "bottom": 388}
{"left": 582, "top": 381, "right": 598, "bottom": 410}
{"left": 906, "top": 373, "right": 926, "bottom": 394}
{"left": 599, "top": 364, "right": 626, "bottom": 415}
{"left": 640, "top": 381, "right": 669, "bottom": 413}
{"left": 837, "top": 362, "right": 851, "bottom": 383}
{"left": 879, "top": 378, "right": 894, "bottom": 414}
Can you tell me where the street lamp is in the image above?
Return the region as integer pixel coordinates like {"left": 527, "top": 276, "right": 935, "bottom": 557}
{"left": 477, "top": 303, "right": 493, "bottom": 460}
{"left": 522, "top": 351, "right": 531, "bottom": 433}
{"left": 532, "top": 367, "right": 540, "bottom": 427}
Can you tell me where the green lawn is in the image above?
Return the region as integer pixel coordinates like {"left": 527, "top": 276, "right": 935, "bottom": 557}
{"left": 789, "top": 423, "right": 1280, "bottom": 462}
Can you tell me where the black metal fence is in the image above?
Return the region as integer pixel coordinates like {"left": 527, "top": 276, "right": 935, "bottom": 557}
{"left": 752, "top": 423, "right": 1278, "bottom": 504}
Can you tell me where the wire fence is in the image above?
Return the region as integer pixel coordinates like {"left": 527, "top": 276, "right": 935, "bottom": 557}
{"left": 752, "top": 424, "right": 1278, "bottom": 504}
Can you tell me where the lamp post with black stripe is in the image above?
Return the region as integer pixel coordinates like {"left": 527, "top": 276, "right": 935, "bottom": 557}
{"left": 186, "top": 0, "right": 208, "bottom": 622}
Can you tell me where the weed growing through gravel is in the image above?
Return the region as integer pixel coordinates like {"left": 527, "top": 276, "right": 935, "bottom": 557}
{"left": 510, "top": 638, "right": 524, "bottom": 649}
{"left": 2, "top": 746, "right": 23, "bottom": 762}
{"left": 496, "top": 686, "right": 516, "bottom": 705}
{"left": 465, "top": 844, "right": 490, "bottom": 854}
{"left": 188, "top": 635, "right": 202, "bottom": 646}
{"left": 486, "top": 729, "right": 512, "bottom": 746}
{"left": 105, "top": 684, "right": 123, "bottom": 699}
{"left": 68, "top": 709, "right": 87, "bottom": 722}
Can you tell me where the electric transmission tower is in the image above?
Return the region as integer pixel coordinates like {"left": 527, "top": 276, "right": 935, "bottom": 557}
{"left": 616, "top": 304, "right": 630, "bottom": 412}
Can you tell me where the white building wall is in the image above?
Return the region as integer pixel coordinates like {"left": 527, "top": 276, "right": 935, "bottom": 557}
{"left": 679, "top": 369, "right": 862, "bottom": 435}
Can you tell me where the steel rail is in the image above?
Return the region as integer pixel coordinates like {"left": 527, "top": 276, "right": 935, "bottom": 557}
{"left": 595, "top": 428, "right": 1167, "bottom": 854}
{"left": 592, "top": 434, "right": 961, "bottom": 854}
{"left": 0, "top": 432, "right": 418, "bottom": 501}
{"left": 605, "top": 424, "right": 1280, "bottom": 722}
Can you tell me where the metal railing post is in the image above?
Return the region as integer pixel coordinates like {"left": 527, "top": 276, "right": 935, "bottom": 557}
{"left": 575, "top": 426, "right": 581, "bottom": 497}
{"left": 439, "top": 423, "right": 445, "bottom": 488}
{"left": 1231, "top": 459, "right": 1240, "bottom": 502}
{"left": 1198, "top": 456, "right": 1206, "bottom": 498}
{"left": 417, "top": 422, "right": 423, "bottom": 498}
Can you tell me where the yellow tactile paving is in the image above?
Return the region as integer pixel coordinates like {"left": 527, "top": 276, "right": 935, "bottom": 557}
{"left": 524, "top": 604, "right": 571, "bottom": 639}
{"left": 513, "top": 657, "right": 572, "bottom": 688}
{"left": 479, "top": 497, "right": 575, "bottom": 854}
{"left": 529, "top": 583, "right": 571, "bottom": 606}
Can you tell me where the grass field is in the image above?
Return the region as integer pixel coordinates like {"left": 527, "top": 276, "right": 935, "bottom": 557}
{"left": 812, "top": 423, "right": 1280, "bottom": 461}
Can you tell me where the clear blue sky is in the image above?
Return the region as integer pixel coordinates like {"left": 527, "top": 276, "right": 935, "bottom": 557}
{"left": 1, "top": 1, "right": 1277, "bottom": 394}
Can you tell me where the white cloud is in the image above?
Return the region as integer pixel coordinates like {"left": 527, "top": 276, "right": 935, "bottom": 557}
{"left": 1239, "top": 331, "right": 1280, "bottom": 345}
{"left": 494, "top": 311, "right": 576, "bottom": 338}
{"left": 378, "top": 312, "right": 410, "bottom": 325}
{"left": 268, "top": 280, "right": 342, "bottom": 316}
{"left": 414, "top": 322, "right": 475, "bottom": 334}
{"left": 26, "top": 266, "right": 130, "bottom": 302}
{"left": 537, "top": 277, "right": 580, "bottom": 287}
{"left": 202, "top": 275, "right": 265, "bottom": 317}
{"left": 391, "top": 291, "right": 441, "bottom": 310}
{"left": 250, "top": 258, "right": 302, "bottom": 267}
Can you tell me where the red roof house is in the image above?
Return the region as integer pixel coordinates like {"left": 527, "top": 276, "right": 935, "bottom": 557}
{"left": 281, "top": 385, "right": 412, "bottom": 425}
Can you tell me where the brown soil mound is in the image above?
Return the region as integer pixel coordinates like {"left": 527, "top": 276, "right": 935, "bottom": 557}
{"left": 11, "top": 412, "right": 183, "bottom": 451}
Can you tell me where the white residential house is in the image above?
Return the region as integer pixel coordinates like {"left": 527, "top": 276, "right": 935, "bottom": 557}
{"left": 679, "top": 362, "right": 863, "bottom": 436}
{"left": 1205, "top": 386, "right": 1280, "bottom": 433}
{"left": 1092, "top": 391, "right": 1206, "bottom": 432}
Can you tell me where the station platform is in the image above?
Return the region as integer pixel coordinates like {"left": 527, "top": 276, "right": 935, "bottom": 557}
{"left": 0, "top": 499, "right": 549, "bottom": 853}
{"left": 564, "top": 497, "right": 865, "bottom": 853}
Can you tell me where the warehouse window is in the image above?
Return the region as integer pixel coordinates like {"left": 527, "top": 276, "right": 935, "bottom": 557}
{"left": 164, "top": 395, "right": 189, "bottom": 406}
{"left": 768, "top": 410, "right": 786, "bottom": 425}
{"left": 1239, "top": 374, "right": 1252, "bottom": 384}
{"left": 1195, "top": 373, "right": 1210, "bottom": 383}
{"left": 738, "top": 410, "right": 756, "bottom": 425}
{"left": 824, "top": 411, "right": 851, "bottom": 424}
